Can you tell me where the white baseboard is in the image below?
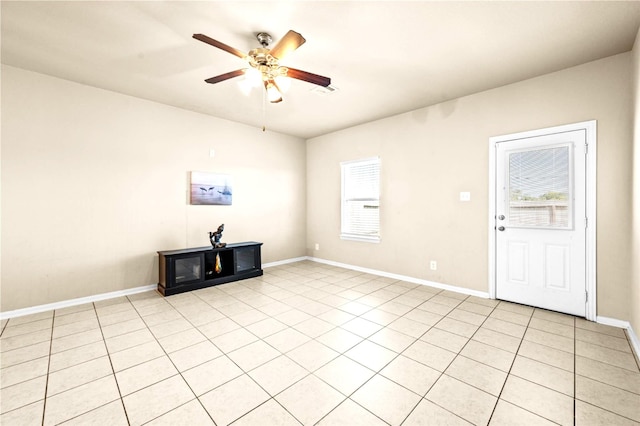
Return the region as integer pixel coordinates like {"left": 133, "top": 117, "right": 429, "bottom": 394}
{"left": 596, "top": 316, "right": 630, "bottom": 329}
{"left": 0, "top": 257, "right": 306, "bottom": 320}
{"left": 596, "top": 316, "right": 640, "bottom": 362}
{"left": 0, "top": 257, "right": 304, "bottom": 320}
{"left": 0, "top": 284, "right": 157, "bottom": 320}
{"left": 263, "top": 256, "right": 308, "bottom": 268}
{"left": 627, "top": 326, "right": 640, "bottom": 365}
{"left": 4, "top": 256, "right": 638, "bottom": 364}
{"left": 308, "top": 256, "right": 491, "bottom": 299}
{"left": 310, "top": 257, "right": 637, "bottom": 358}
{"left": 0, "top": 257, "right": 308, "bottom": 320}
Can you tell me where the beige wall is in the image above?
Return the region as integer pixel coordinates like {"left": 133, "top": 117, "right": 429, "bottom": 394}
{"left": 307, "top": 53, "right": 633, "bottom": 320}
{"left": 631, "top": 28, "right": 640, "bottom": 336}
{"left": 2, "top": 51, "right": 636, "bottom": 323}
{"left": 1, "top": 65, "right": 307, "bottom": 312}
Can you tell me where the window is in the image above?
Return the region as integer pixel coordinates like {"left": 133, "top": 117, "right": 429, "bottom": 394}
{"left": 508, "top": 145, "right": 572, "bottom": 229}
{"left": 341, "top": 157, "right": 380, "bottom": 242}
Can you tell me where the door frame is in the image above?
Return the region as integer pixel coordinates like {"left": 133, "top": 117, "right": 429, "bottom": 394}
{"left": 488, "top": 120, "right": 597, "bottom": 321}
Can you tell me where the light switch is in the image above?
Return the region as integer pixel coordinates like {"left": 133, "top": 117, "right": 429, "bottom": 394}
{"left": 460, "top": 192, "right": 471, "bottom": 201}
{"left": 209, "top": 149, "right": 216, "bottom": 158}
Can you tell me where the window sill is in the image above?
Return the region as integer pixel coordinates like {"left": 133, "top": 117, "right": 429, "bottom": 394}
{"left": 340, "top": 234, "right": 380, "bottom": 243}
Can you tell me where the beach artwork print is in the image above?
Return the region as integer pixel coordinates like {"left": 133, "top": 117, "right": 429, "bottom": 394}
{"left": 190, "top": 172, "right": 232, "bottom": 205}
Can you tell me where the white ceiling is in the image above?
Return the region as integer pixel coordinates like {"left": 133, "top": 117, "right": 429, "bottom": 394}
{"left": 2, "top": 1, "right": 640, "bottom": 139}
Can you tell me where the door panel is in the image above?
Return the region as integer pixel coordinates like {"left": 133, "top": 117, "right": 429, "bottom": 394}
{"left": 545, "top": 243, "right": 570, "bottom": 291}
{"left": 496, "top": 130, "right": 586, "bottom": 317}
{"left": 507, "top": 241, "right": 528, "bottom": 284}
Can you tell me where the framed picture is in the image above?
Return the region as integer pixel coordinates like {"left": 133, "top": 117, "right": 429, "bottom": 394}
{"left": 190, "top": 172, "right": 232, "bottom": 205}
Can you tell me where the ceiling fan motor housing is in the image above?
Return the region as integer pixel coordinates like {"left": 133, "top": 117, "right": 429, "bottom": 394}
{"left": 256, "top": 32, "right": 272, "bottom": 47}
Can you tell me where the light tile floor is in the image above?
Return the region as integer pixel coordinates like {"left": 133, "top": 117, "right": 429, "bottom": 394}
{"left": 1, "top": 261, "right": 639, "bottom": 425}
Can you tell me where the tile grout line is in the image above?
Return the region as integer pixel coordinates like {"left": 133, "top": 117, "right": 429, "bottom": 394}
{"left": 8, "top": 274, "right": 455, "bottom": 424}
{"left": 575, "top": 400, "right": 640, "bottom": 424}
{"left": 219, "top": 277, "right": 331, "bottom": 426}
{"left": 397, "top": 294, "right": 527, "bottom": 423}
{"left": 484, "top": 303, "right": 534, "bottom": 425}
{"left": 574, "top": 331, "right": 637, "bottom": 355}
{"left": 127, "top": 293, "right": 219, "bottom": 426}
{"left": 573, "top": 315, "right": 640, "bottom": 425}
{"left": 0, "top": 318, "right": 9, "bottom": 337}
{"left": 281, "top": 271, "right": 411, "bottom": 426}
{"left": 392, "top": 293, "right": 468, "bottom": 424}
{"left": 315, "top": 399, "right": 389, "bottom": 426}
{"left": 46, "top": 304, "right": 128, "bottom": 424}
{"left": 572, "top": 369, "right": 640, "bottom": 395}
{"left": 92, "top": 300, "right": 133, "bottom": 426}
{"left": 154, "top": 286, "right": 332, "bottom": 425}
{"left": 5, "top": 262, "right": 639, "bottom": 424}
{"left": 287, "top": 276, "right": 512, "bottom": 425}
{"left": 624, "top": 328, "right": 640, "bottom": 365}
{"left": 91, "top": 270, "right": 635, "bottom": 423}
{"left": 209, "top": 271, "right": 344, "bottom": 426}
{"left": 40, "top": 311, "right": 56, "bottom": 426}
{"left": 62, "top": 286, "right": 636, "bottom": 426}
{"left": 230, "top": 270, "right": 405, "bottom": 425}
{"left": 45, "top": 304, "right": 122, "bottom": 425}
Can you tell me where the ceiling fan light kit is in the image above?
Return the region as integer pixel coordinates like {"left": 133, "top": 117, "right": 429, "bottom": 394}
{"left": 193, "top": 30, "right": 331, "bottom": 104}
{"left": 264, "top": 80, "right": 283, "bottom": 103}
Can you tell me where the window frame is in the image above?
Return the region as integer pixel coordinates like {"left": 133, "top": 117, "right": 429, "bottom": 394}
{"left": 340, "top": 156, "right": 381, "bottom": 243}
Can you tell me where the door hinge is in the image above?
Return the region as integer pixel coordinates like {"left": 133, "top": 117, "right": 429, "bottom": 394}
{"left": 585, "top": 143, "right": 588, "bottom": 154}
{"left": 585, "top": 291, "right": 588, "bottom": 302}
{"left": 585, "top": 217, "right": 588, "bottom": 228}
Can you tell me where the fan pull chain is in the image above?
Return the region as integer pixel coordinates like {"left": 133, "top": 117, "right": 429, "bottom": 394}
{"left": 262, "top": 86, "right": 267, "bottom": 132}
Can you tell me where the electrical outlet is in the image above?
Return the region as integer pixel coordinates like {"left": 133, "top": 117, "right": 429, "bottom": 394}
{"left": 315, "top": 243, "right": 320, "bottom": 250}
{"left": 430, "top": 260, "right": 437, "bottom": 271}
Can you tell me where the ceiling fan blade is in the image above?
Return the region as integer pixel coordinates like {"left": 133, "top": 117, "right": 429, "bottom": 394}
{"left": 193, "top": 34, "right": 246, "bottom": 59}
{"left": 205, "top": 69, "right": 246, "bottom": 84}
{"left": 269, "top": 30, "right": 306, "bottom": 60}
{"left": 286, "top": 67, "right": 331, "bottom": 87}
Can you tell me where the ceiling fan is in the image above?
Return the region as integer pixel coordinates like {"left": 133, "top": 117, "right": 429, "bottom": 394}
{"left": 193, "top": 30, "right": 331, "bottom": 103}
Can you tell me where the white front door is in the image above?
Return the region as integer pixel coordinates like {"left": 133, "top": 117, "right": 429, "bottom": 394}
{"left": 495, "top": 129, "right": 587, "bottom": 317}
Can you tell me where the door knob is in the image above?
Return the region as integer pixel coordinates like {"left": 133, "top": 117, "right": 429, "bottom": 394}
{"left": 498, "top": 215, "right": 505, "bottom": 220}
{"left": 498, "top": 226, "right": 505, "bottom": 231}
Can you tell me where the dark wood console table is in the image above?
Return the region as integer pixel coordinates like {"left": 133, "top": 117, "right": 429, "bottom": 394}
{"left": 157, "top": 242, "right": 263, "bottom": 296}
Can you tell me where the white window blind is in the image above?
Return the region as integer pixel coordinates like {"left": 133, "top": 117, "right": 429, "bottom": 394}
{"left": 508, "top": 146, "right": 571, "bottom": 229}
{"left": 341, "top": 157, "right": 380, "bottom": 242}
